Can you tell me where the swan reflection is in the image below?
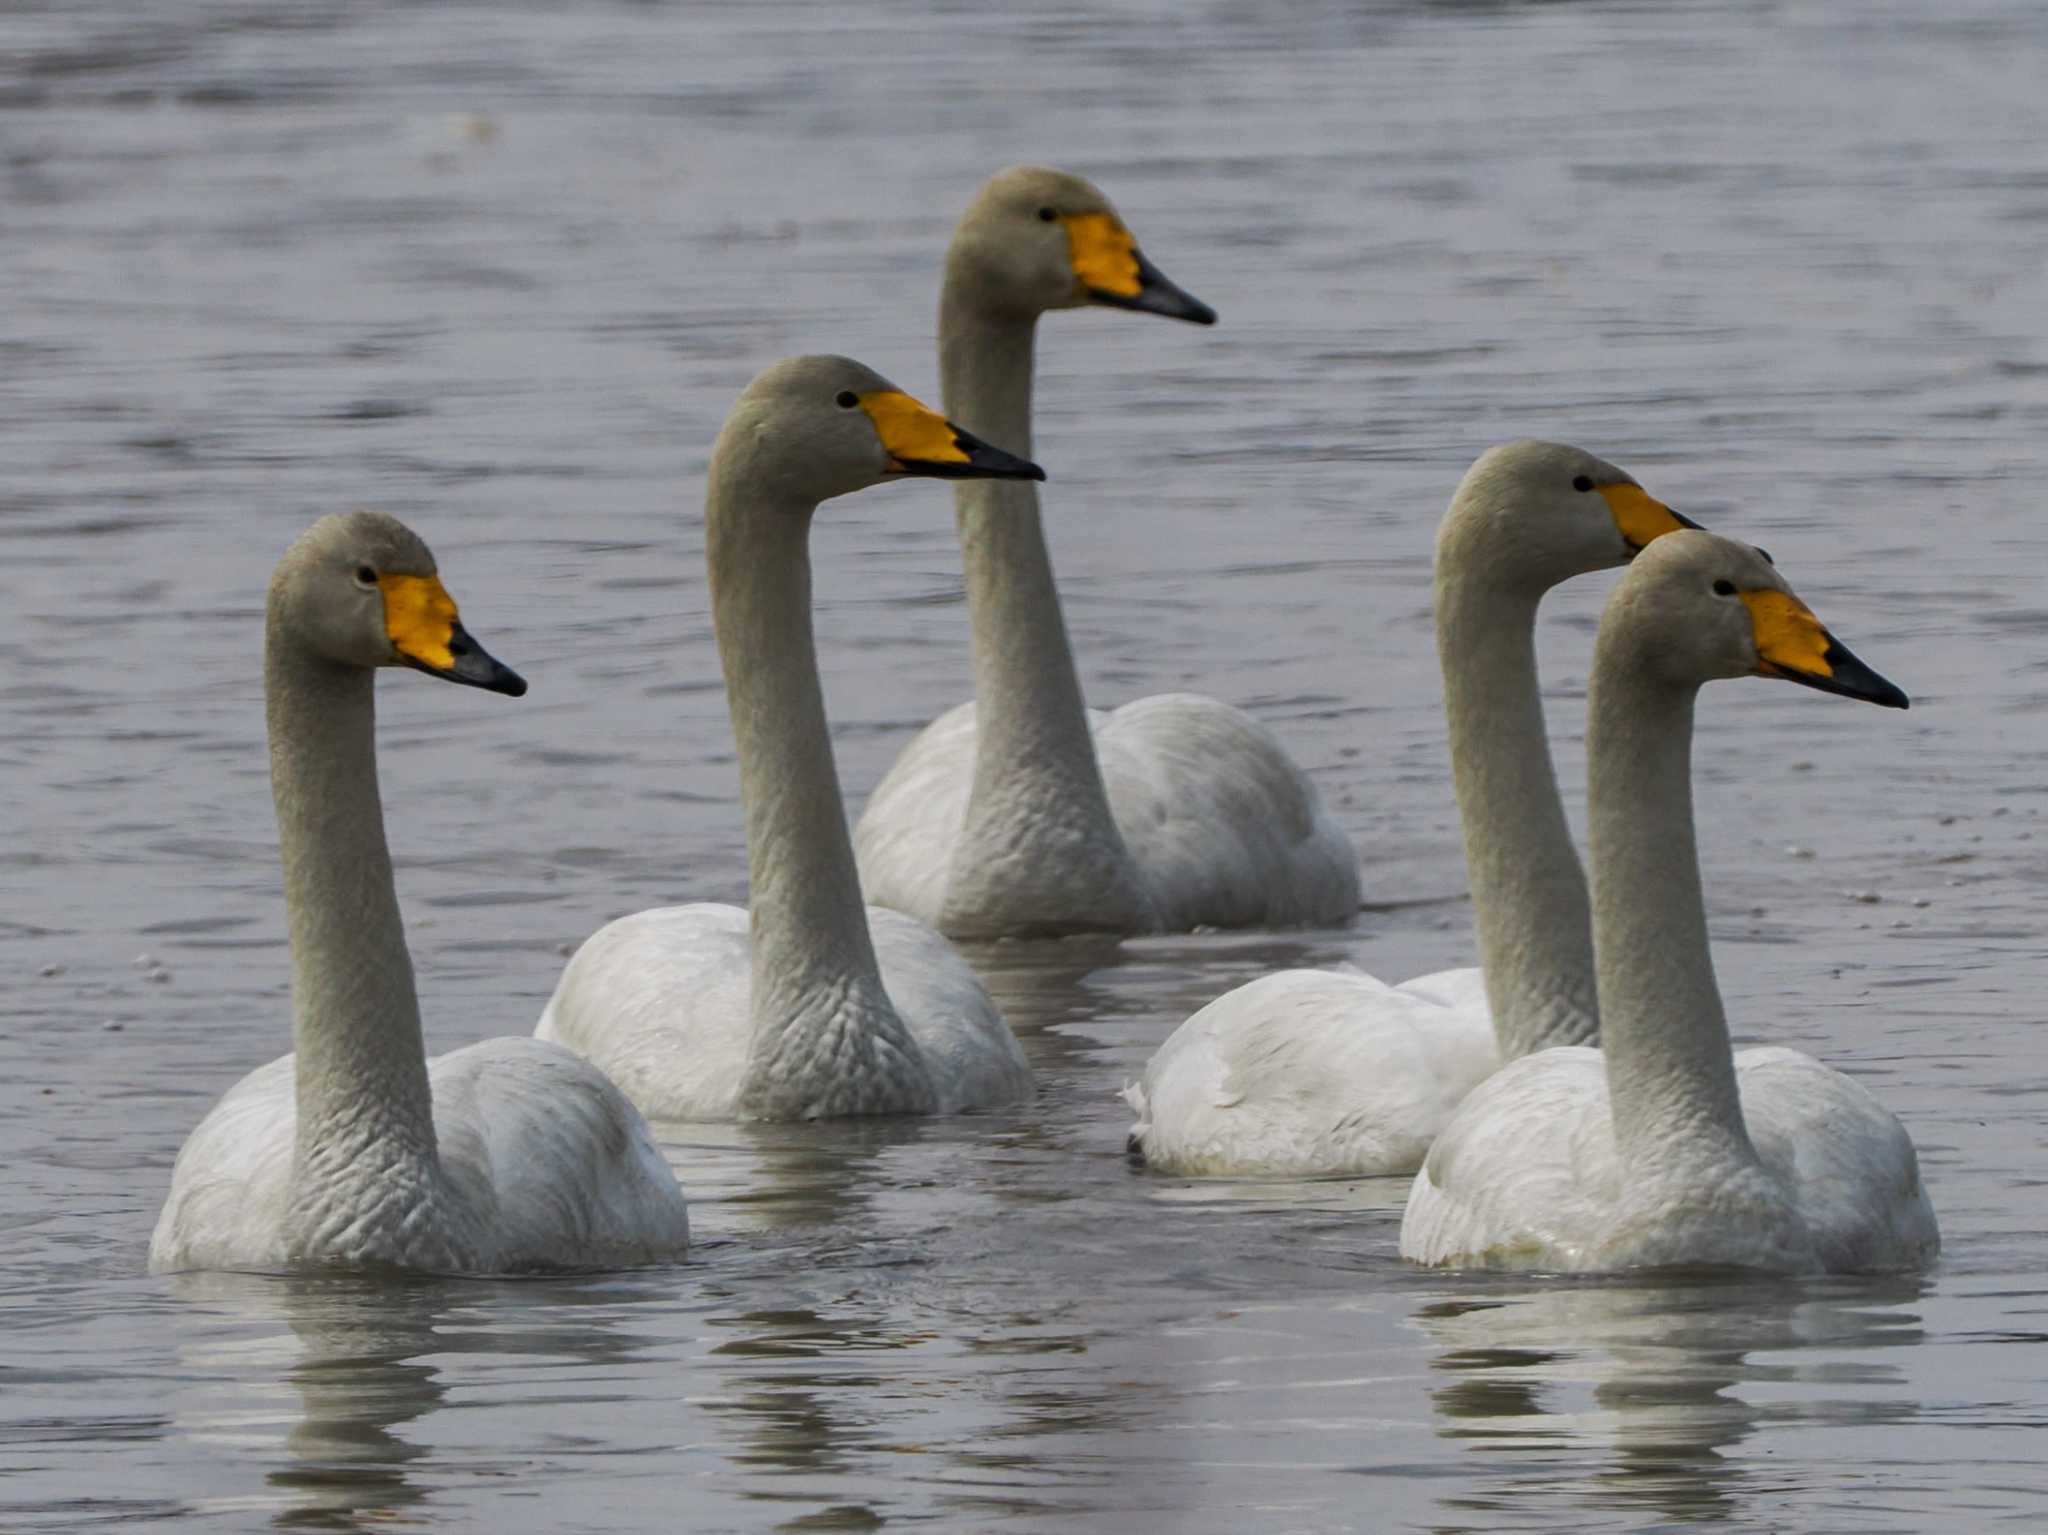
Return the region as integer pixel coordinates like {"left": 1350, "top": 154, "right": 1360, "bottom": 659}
{"left": 166, "top": 1271, "right": 668, "bottom": 1530}
{"left": 1417, "top": 1272, "right": 1930, "bottom": 1525}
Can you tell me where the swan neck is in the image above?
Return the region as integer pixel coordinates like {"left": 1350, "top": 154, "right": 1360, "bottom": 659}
{"left": 1586, "top": 645, "right": 1758, "bottom": 1176}
{"left": 705, "top": 453, "right": 931, "bottom": 1113}
{"left": 1435, "top": 566, "right": 1598, "bottom": 1057}
{"left": 264, "top": 625, "right": 441, "bottom": 1190}
{"left": 933, "top": 281, "right": 1147, "bottom": 933}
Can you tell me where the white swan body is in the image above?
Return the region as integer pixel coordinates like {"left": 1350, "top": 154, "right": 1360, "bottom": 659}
{"left": 150, "top": 512, "right": 689, "bottom": 1275}
{"left": 859, "top": 692, "right": 1359, "bottom": 934}
{"left": 1401, "top": 1044, "right": 1936, "bottom": 1273}
{"left": 1401, "top": 532, "right": 1938, "bottom": 1274}
{"left": 538, "top": 903, "right": 1025, "bottom": 1121}
{"left": 1121, "top": 968, "right": 1496, "bottom": 1177}
{"left": 151, "top": 1038, "right": 691, "bottom": 1274}
{"left": 852, "top": 167, "right": 1357, "bottom": 938}
{"left": 537, "top": 357, "right": 1035, "bottom": 1121}
{"left": 1128, "top": 443, "right": 1698, "bottom": 1177}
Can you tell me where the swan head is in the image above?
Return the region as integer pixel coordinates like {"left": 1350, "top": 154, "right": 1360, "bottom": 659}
{"left": 716, "top": 355, "right": 1044, "bottom": 505}
{"left": 1604, "top": 530, "right": 1908, "bottom": 708}
{"left": 1440, "top": 441, "right": 1702, "bottom": 591}
{"left": 270, "top": 511, "right": 527, "bottom": 696}
{"left": 948, "top": 166, "right": 1216, "bottom": 325}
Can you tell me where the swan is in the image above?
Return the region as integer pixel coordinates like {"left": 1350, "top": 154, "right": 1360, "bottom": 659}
{"left": 1402, "top": 530, "right": 1938, "bottom": 1274}
{"left": 852, "top": 166, "right": 1358, "bottom": 938}
{"left": 1125, "top": 442, "right": 1697, "bottom": 1177}
{"left": 149, "top": 512, "right": 691, "bottom": 1275}
{"left": 537, "top": 356, "right": 1038, "bottom": 1120}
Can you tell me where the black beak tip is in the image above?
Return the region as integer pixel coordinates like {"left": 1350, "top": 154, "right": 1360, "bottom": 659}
{"left": 968, "top": 451, "right": 1045, "bottom": 482}
{"left": 409, "top": 621, "right": 528, "bottom": 698}
{"left": 942, "top": 423, "right": 1048, "bottom": 482}
{"left": 1800, "top": 638, "right": 1910, "bottom": 711}
{"left": 1096, "top": 249, "right": 1218, "bottom": 326}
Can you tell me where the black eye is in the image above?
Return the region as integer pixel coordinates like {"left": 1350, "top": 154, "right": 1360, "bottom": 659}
{"left": 355, "top": 564, "right": 377, "bottom": 585}
{"left": 1037, "top": 206, "right": 1057, "bottom": 222}
{"left": 1572, "top": 475, "right": 1594, "bottom": 493}
{"left": 1712, "top": 579, "right": 1737, "bottom": 597}
{"left": 835, "top": 390, "right": 858, "bottom": 409}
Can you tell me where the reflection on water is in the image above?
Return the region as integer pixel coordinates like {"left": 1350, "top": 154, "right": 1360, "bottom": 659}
{"left": 166, "top": 1273, "right": 672, "bottom": 1531}
{"left": 1420, "top": 1275, "right": 1930, "bottom": 1527}
{"left": 7, "top": 0, "right": 2048, "bottom": 1527}
{"left": 264, "top": 1281, "right": 449, "bottom": 1531}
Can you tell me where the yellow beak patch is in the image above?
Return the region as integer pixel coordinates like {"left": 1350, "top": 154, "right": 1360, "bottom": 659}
{"left": 1742, "top": 589, "right": 1834, "bottom": 681}
{"left": 1595, "top": 483, "right": 1690, "bottom": 550}
{"left": 378, "top": 573, "right": 461, "bottom": 671}
{"left": 1061, "top": 212, "right": 1141, "bottom": 298}
{"left": 857, "top": 390, "right": 970, "bottom": 470}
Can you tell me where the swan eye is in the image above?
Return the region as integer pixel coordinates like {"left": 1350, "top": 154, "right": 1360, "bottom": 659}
{"left": 1572, "top": 475, "right": 1594, "bottom": 493}
{"left": 835, "top": 390, "right": 859, "bottom": 409}
{"left": 1037, "top": 206, "right": 1057, "bottom": 222}
{"left": 1713, "top": 578, "right": 1737, "bottom": 597}
{"left": 355, "top": 564, "right": 378, "bottom": 587}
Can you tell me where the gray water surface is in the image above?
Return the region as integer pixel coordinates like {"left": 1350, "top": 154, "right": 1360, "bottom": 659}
{"left": 5, "top": 1, "right": 2048, "bottom": 1529}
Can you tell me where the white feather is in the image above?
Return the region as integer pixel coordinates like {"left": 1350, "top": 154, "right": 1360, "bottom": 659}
{"left": 1124, "top": 968, "right": 1498, "bottom": 1178}
{"left": 1400, "top": 1044, "right": 1938, "bottom": 1274}
{"left": 536, "top": 902, "right": 1029, "bottom": 1121}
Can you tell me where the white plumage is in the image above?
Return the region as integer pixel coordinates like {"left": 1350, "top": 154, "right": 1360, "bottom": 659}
{"left": 1121, "top": 968, "right": 1496, "bottom": 1178}
{"left": 538, "top": 903, "right": 1029, "bottom": 1122}
{"left": 858, "top": 694, "right": 1360, "bottom": 935}
{"left": 150, "top": 1039, "right": 692, "bottom": 1275}
{"left": 1401, "top": 1045, "right": 1937, "bottom": 1273}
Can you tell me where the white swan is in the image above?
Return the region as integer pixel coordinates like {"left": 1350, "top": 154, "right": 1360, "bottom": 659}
{"left": 1126, "top": 442, "right": 1697, "bottom": 1177}
{"left": 537, "top": 356, "right": 1036, "bottom": 1121}
{"left": 150, "top": 513, "right": 690, "bottom": 1275}
{"left": 1402, "top": 530, "right": 1938, "bottom": 1274}
{"left": 853, "top": 166, "right": 1358, "bottom": 938}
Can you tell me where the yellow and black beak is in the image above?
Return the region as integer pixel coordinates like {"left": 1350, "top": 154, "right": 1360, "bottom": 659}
{"left": 1594, "top": 482, "right": 1704, "bottom": 553}
{"left": 378, "top": 573, "right": 528, "bottom": 697}
{"left": 855, "top": 390, "right": 1045, "bottom": 481}
{"left": 1743, "top": 589, "right": 1908, "bottom": 710}
{"left": 1060, "top": 212, "right": 1217, "bottom": 325}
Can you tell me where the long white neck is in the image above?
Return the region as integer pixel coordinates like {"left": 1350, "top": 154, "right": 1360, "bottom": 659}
{"left": 266, "top": 623, "right": 457, "bottom": 1258}
{"left": 932, "top": 280, "right": 1153, "bottom": 934}
{"left": 1434, "top": 548, "right": 1599, "bottom": 1059}
{"left": 1585, "top": 633, "right": 1759, "bottom": 1182}
{"left": 705, "top": 446, "right": 936, "bottom": 1116}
